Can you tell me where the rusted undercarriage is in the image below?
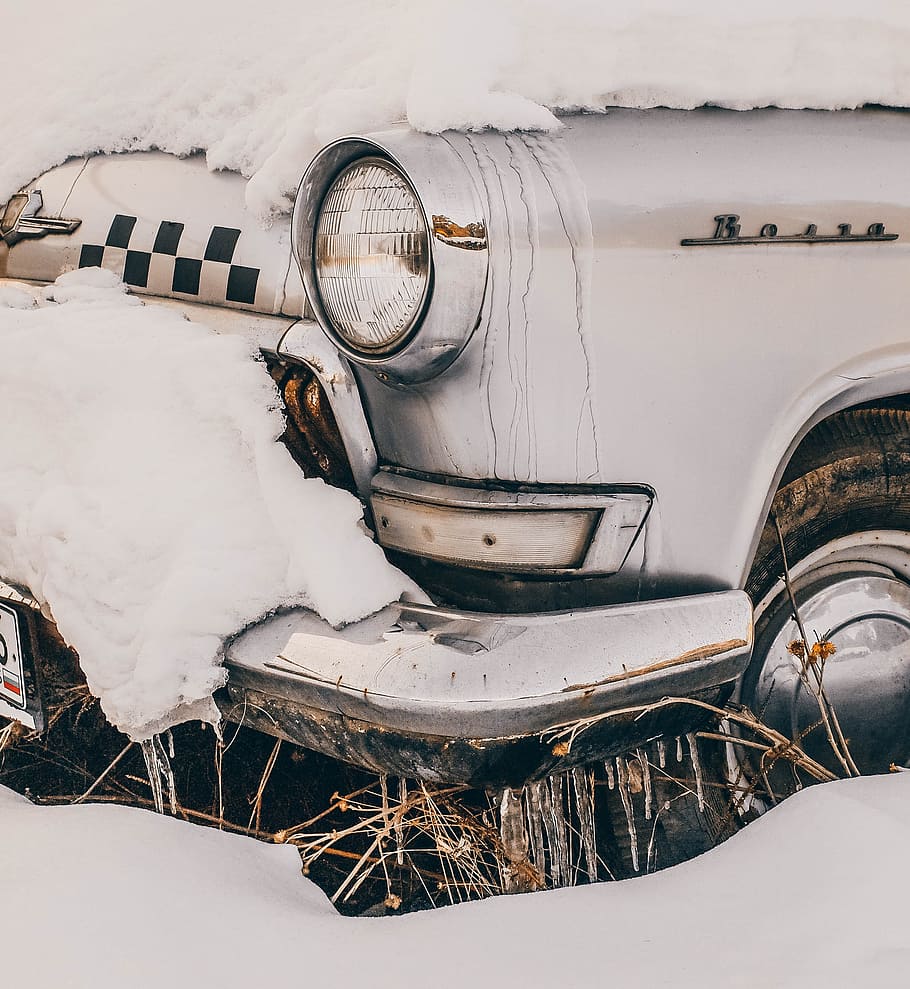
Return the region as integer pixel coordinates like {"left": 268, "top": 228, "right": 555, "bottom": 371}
{"left": 218, "top": 679, "right": 732, "bottom": 788}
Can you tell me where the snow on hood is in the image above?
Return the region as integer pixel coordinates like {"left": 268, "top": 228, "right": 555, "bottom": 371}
{"left": 0, "top": 271, "right": 411, "bottom": 738}
{"left": 5, "top": 1, "right": 910, "bottom": 217}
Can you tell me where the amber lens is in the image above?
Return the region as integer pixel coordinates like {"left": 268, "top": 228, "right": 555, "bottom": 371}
{"left": 314, "top": 158, "right": 430, "bottom": 353}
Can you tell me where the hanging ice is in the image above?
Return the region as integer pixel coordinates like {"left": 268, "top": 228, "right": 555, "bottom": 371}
{"left": 140, "top": 734, "right": 176, "bottom": 816}
{"left": 499, "top": 787, "right": 531, "bottom": 893}
{"left": 687, "top": 732, "right": 706, "bottom": 814}
{"left": 572, "top": 766, "right": 598, "bottom": 882}
{"left": 636, "top": 749, "right": 653, "bottom": 821}
{"left": 616, "top": 757, "right": 639, "bottom": 873}
{"left": 524, "top": 781, "right": 547, "bottom": 885}
{"left": 605, "top": 761, "right": 616, "bottom": 790}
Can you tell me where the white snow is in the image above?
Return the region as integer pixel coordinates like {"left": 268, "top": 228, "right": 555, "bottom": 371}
{"left": 3, "top": 772, "right": 910, "bottom": 987}
{"left": 5, "top": 2, "right": 910, "bottom": 217}
{"left": 0, "top": 271, "right": 410, "bottom": 738}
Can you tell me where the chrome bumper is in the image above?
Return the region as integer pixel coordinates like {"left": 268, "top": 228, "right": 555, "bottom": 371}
{"left": 219, "top": 590, "right": 753, "bottom": 786}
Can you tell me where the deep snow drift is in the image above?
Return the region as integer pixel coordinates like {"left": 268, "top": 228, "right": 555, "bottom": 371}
{"left": 3, "top": 772, "right": 909, "bottom": 988}
{"left": 6, "top": 1, "right": 910, "bottom": 216}
{"left": 0, "top": 271, "right": 409, "bottom": 737}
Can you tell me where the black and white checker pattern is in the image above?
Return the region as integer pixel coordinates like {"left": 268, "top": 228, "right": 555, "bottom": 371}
{"left": 79, "top": 215, "right": 260, "bottom": 306}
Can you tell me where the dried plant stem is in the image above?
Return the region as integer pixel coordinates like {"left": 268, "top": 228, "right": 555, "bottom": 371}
{"left": 773, "top": 514, "right": 859, "bottom": 777}
{"left": 74, "top": 740, "right": 134, "bottom": 804}
{"left": 284, "top": 780, "right": 506, "bottom": 906}
{"left": 546, "top": 696, "right": 839, "bottom": 784}
{"left": 247, "top": 738, "right": 281, "bottom": 832}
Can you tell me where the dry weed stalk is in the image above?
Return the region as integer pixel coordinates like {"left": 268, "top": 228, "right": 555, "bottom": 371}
{"left": 279, "top": 778, "right": 506, "bottom": 907}
{"left": 772, "top": 514, "right": 859, "bottom": 777}
{"left": 44, "top": 682, "right": 96, "bottom": 733}
{"left": 544, "top": 695, "right": 840, "bottom": 801}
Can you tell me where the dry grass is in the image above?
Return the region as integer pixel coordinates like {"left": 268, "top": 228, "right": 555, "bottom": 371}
{"left": 278, "top": 779, "right": 505, "bottom": 907}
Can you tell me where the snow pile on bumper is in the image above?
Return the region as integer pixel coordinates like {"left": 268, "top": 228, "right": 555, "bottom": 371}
{"left": 0, "top": 271, "right": 409, "bottom": 738}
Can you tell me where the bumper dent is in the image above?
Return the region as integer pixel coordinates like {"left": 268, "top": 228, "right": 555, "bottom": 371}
{"left": 220, "top": 590, "right": 753, "bottom": 786}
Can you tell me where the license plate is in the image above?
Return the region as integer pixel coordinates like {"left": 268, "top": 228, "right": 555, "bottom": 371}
{"left": 0, "top": 601, "right": 38, "bottom": 729}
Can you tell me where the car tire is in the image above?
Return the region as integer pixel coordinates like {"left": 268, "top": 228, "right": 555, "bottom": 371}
{"left": 741, "top": 406, "right": 910, "bottom": 781}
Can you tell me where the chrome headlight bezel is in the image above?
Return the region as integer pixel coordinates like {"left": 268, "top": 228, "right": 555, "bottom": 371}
{"left": 293, "top": 134, "right": 489, "bottom": 384}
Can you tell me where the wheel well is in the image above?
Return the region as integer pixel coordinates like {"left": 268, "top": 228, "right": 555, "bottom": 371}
{"left": 779, "top": 394, "right": 910, "bottom": 489}
{"left": 744, "top": 395, "right": 910, "bottom": 592}
{"left": 747, "top": 398, "right": 910, "bottom": 599}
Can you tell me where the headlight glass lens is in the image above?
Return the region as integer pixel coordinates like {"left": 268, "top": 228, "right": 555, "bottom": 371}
{"left": 314, "top": 158, "right": 430, "bottom": 354}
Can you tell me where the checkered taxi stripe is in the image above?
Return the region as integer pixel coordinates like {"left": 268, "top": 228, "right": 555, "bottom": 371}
{"left": 79, "top": 215, "right": 260, "bottom": 306}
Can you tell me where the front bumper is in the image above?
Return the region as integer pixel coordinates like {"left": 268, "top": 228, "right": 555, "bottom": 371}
{"left": 219, "top": 590, "right": 753, "bottom": 786}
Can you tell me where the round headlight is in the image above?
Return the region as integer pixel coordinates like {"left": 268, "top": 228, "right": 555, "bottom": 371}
{"left": 314, "top": 158, "right": 430, "bottom": 355}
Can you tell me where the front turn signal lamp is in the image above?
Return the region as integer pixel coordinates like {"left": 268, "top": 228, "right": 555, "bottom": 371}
{"left": 369, "top": 471, "right": 653, "bottom": 575}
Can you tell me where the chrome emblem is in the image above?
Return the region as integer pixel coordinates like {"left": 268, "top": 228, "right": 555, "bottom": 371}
{"left": 1, "top": 189, "right": 81, "bottom": 247}
{"left": 682, "top": 214, "right": 899, "bottom": 246}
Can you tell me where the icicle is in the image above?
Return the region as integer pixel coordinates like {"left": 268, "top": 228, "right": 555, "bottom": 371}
{"left": 536, "top": 776, "right": 558, "bottom": 887}
{"left": 559, "top": 772, "right": 575, "bottom": 882}
{"left": 499, "top": 788, "right": 532, "bottom": 893}
{"left": 657, "top": 739, "right": 667, "bottom": 769}
{"left": 553, "top": 773, "right": 572, "bottom": 885}
{"left": 625, "top": 756, "right": 643, "bottom": 795}
{"left": 604, "top": 760, "right": 615, "bottom": 790}
{"left": 676, "top": 735, "right": 683, "bottom": 763}
{"left": 500, "top": 788, "right": 529, "bottom": 860}
{"left": 636, "top": 749, "right": 653, "bottom": 821}
{"left": 524, "top": 782, "right": 547, "bottom": 884}
{"left": 160, "top": 738, "right": 177, "bottom": 815}
{"left": 616, "top": 757, "right": 639, "bottom": 872}
{"left": 572, "top": 767, "right": 598, "bottom": 882}
{"left": 546, "top": 773, "right": 571, "bottom": 887}
{"left": 140, "top": 738, "right": 164, "bottom": 815}
{"left": 140, "top": 734, "right": 176, "bottom": 816}
{"left": 686, "top": 732, "right": 706, "bottom": 813}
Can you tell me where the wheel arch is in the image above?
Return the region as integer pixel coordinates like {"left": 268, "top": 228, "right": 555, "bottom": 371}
{"left": 742, "top": 355, "right": 910, "bottom": 590}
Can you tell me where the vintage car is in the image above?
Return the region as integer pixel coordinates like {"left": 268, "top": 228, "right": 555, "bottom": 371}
{"left": 2, "top": 107, "right": 909, "bottom": 817}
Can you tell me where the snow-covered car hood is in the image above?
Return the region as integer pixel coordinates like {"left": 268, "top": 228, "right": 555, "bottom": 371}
{"left": 4, "top": 0, "right": 910, "bottom": 216}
